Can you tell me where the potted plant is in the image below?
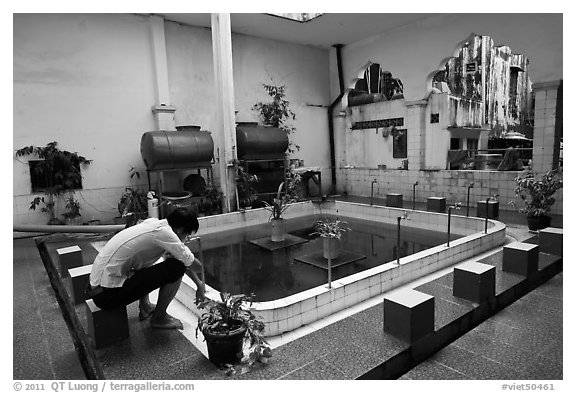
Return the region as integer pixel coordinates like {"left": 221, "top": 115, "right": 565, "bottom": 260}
{"left": 262, "top": 182, "right": 292, "bottom": 242}
{"left": 62, "top": 195, "right": 82, "bottom": 225}
{"left": 204, "top": 186, "right": 223, "bottom": 215}
{"left": 253, "top": 82, "right": 300, "bottom": 155}
{"left": 15, "top": 141, "right": 92, "bottom": 225}
{"left": 510, "top": 169, "right": 562, "bottom": 230}
{"left": 234, "top": 160, "right": 259, "bottom": 209}
{"left": 311, "top": 218, "right": 349, "bottom": 260}
{"left": 196, "top": 292, "right": 272, "bottom": 375}
{"left": 118, "top": 187, "right": 148, "bottom": 227}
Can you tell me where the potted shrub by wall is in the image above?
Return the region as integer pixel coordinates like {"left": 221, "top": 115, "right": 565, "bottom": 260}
{"left": 312, "top": 218, "right": 349, "bottom": 259}
{"left": 15, "top": 141, "right": 92, "bottom": 225}
{"left": 204, "top": 186, "right": 223, "bottom": 215}
{"left": 234, "top": 160, "right": 259, "bottom": 209}
{"left": 196, "top": 293, "right": 272, "bottom": 375}
{"left": 62, "top": 195, "right": 82, "bottom": 225}
{"left": 253, "top": 82, "right": 300, "bottom": 155}
{"left": 511, "top": 169, "right": 563, "bottom": 231}
{"left": 118, "top": 187, "right": 148, "bottom": 227}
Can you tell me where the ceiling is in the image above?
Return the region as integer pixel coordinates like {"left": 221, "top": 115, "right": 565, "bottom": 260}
{"left": 154, "top": 13, "right": 437, "bottom": 49}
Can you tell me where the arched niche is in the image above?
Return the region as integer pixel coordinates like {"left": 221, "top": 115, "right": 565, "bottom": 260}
{"left": 342, "top": 61, "right": 405, "bottom": 110}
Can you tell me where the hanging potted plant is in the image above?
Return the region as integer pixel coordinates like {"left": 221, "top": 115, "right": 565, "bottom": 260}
{"left": 15, "top": 141, "right": 92, "bottom": 225}
{"left": 510, "top": 169, "right": 562, "bottom": 231}
{"left": 311, "top": 218, "right": 349, "bottom": 260}
{"left": 196, "top": 293, "right": 272, "bottom": 375}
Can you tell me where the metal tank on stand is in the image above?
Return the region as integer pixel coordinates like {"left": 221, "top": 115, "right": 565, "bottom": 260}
{"left": 140, "top": 126, "right": 215, "bottom": 217}
{"left": 235, "top": 122, "right": 289, "bottom": 203}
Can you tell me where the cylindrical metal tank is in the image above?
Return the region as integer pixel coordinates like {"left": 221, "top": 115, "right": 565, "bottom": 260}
{"left": 236, "top": 123, "right": 289, "bottom": 160}
{"left": 140, "top": 130, "right": 214, "bottom": 170}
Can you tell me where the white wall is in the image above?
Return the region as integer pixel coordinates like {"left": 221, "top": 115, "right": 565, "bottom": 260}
{"left": 164, "top": 21, "right": 330, "bottom": 169}
{"left": 13, "top": 14, "right": 331, "bottom": 225}
{"left": 14, "top": 14, "right": 156, "bottom": 224}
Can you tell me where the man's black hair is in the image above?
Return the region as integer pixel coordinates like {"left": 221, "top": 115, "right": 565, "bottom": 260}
{"left": 167, "top": 208, "right": 199, "bottom": 234}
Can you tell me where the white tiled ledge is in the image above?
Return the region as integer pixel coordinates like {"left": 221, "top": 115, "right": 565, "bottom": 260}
{"left": 176, "top": 200, "right": 506, "bottom": 336}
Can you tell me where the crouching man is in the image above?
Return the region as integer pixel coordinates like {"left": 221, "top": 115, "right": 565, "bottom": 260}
{"left": 88, "top": 208, "right": 205, "bottom": 330}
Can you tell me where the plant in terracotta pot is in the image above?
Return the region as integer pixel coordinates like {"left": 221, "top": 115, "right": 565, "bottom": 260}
{"left": 509, "top": 169, "right": 562, "bottom": 231}
{"left": 311, "top": 218, "right": 349, "bottom": 260}
{"left": 15, "top": 141, "right": 92, "bottom": 225}
{"left": 196, "top": 292, "right": 271, "bottom": 375}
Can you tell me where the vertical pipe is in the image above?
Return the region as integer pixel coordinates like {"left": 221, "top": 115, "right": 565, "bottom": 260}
{"left": 412, "top": 182, "right": 418, "bottom": 210}
{"left": 466, "top": 183, "right": 474, "bottom": 217}
{"left": 484, "top": 197, "right": 490, "bottom": 234}
{"left": 447, "top": 208, "right": 452, "bottom": 247}
{"left": 397, "top": 216, "right": 401, "bottom": 264}
{"left": 328, "top": 44, "right": 345, "bottom": 191}
{"left": 327, "top": 238, "right": 332, "bottom": 288}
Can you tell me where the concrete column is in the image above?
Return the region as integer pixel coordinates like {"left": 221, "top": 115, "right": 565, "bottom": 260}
{"left": 531, "top": 80, "right": 562, "bottom": 173}
{"left": 211, "top": 13, "right": 238, "bottom": 212}
{"left": 148, "top": 15, "right": 176, "bottom": 131}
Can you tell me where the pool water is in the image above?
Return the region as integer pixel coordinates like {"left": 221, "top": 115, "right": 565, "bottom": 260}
{"left": 190, "top": 215, "right": 461, "bottom": 301}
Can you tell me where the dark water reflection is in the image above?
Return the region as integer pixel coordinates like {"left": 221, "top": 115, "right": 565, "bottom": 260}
{"left": 189, "top": 216, "right": 461, "bottom": 302}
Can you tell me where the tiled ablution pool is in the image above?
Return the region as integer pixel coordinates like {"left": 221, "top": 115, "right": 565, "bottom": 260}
{"left": 177, "top": 200, "right": 506, "bottom": 336}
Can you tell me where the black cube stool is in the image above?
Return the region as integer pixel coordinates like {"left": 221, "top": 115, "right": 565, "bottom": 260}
{"left": 426, "top": 197, "right": 446, "bottom": 213}
{"left": 477, "top": 200, "right": 499, "bottom": 219}
{"left": 386, "top": 193, "right": 403, "bottom": 208}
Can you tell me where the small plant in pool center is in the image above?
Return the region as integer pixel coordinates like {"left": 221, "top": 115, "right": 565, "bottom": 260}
{"left": 196, "top": 292, "right": 271, "bottom": 375}
{"left": 311, "top": 218, "right": 349, "bottom": 239}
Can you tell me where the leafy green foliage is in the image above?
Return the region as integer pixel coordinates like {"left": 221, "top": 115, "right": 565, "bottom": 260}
{"left": 233, "top": 159, "right": 259, "bottom": 208}
{"left": 311, "top": 218, "right": 349, "bottom": 239}
{"left": 262, "top": 173, "right": 303, "bottom": 220}
{"left": 511, "top": 170, "right": 563, "bottom": 217}
{"left": 16, "top": 141, "right": 92, "bottom": 222}
{"left": 118, "top": 187, "right": 148, "bottom": 217}
{"left": 253, "top": 83, "right": 300, "bottom": 154}
{"left": 63, "top": 197, "right": 81, "bottom": 219}
{"left": 196, "top": 292, "right": 272, "bottom": 376}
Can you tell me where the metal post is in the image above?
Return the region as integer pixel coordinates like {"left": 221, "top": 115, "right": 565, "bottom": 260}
{"left": 412, "top": 181, "right": 418, "bottom": 210}
{"left": 466, "top": 183, "right": 474, "bottom": 217}
{"left": 370, "top": 179, "right": 377, "bottom": 205}
{"left": 447, "top": 208, "right": 452, "bottom": 247}
{"left": 484, "top": 197, "right": 490, "bottom": 234}
{"left": 327, "top": 238, "right": 332, "bottom": 288}
{"left": 397, "top": 216, "right": 401, "bottom": 264}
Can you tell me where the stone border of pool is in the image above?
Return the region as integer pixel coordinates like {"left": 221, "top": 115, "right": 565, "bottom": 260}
{"left": 175, "top": 200, "right": 506, "bottom": 336}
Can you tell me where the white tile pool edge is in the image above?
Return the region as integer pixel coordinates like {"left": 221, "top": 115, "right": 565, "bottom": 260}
{"left": 175, "top": 200, "right": 506, "bottom": 337}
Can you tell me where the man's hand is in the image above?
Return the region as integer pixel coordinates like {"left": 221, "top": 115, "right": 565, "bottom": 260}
{"left": 195, "top": 285, "right": 205, "bottom": 305}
